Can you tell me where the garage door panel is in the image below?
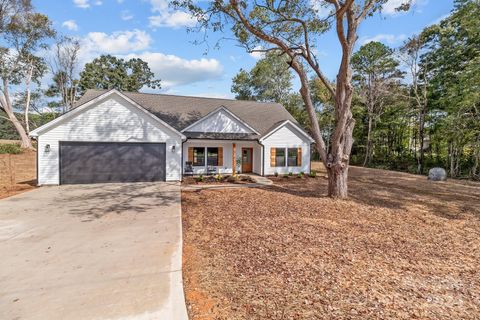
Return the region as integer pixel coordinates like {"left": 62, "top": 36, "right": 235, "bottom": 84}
{"left": 60, "top": 142, "right": 166, "bottom": 184}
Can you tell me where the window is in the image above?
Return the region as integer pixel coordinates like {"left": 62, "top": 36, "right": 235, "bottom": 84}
{"left": 288, "top": 148, "right": 298, "bottom": 167}
{"left": 275, "top": 148, "right": 286, "bottom": 167}
{"left": 207, "top": 147, "right": 218, "bottom": 166}
{"left": 193, "top": 147, "right": 205, "bottom": 166}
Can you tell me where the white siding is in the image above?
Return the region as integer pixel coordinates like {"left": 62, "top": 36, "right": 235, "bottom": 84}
{"left": 183, "top": 140, "right": 262, "bottom": 175}
{"left": 262, "top": 123, "right": 311, "bottom": 175}
{"left": 185, "top": 109, "right": 254, "bottom": 133}
{"left": 233, "top": 142, "right": 262, "bottom": 175}
{"left": 37, "top": 95, "right": 183, "bottom": 185}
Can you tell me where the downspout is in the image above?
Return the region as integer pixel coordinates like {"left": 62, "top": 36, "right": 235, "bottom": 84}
{"left": 310, "top": 142, "right": 313, "bottom": 174}
{"left": 36, "top": 136, "right": 39, "bottom": 186}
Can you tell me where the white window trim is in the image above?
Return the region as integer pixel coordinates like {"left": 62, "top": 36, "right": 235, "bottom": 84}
{"left": 191, "top": 146, "right": 221, "bottom": 168}
{"left": 272, "top": 147, "right": 302, "bottom": 168}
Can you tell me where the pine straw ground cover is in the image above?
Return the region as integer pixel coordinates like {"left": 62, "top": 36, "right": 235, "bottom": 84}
{"left": 181, "top": 166, "right": 480, "bottom": 320}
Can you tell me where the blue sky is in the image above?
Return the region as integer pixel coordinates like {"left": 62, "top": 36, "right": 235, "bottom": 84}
{"left": 34, "top": 0, "right": 454, "bottom": 99}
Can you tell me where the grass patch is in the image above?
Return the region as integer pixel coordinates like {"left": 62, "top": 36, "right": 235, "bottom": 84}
{"left": 0, "top": 143, "right": 22, "bottom": 154}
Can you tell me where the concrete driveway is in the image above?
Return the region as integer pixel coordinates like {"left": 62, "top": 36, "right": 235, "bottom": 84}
{"left": 0, "top": 182, "right": 188, "bottom": 320}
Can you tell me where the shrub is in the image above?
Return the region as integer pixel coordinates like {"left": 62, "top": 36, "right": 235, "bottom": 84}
{"left": 298, "top": 171, "right": 304, "bottom": 178}
{"left": 215, "top": 174, "right": 223, "bottom": 182}
{"left": 274, "top": 172, "right": 279, "bottom": 177}
{"left": 0, "top": 143, "right": 22, "bottom": 154}
{"left": 196, "top": 174, "right": 204, "bottom": 182}
{"left": 309, "top": 171, "right": 317, "bottom": 178}
{"left": 288, "top": 171, "right": 293, "bottom": 176}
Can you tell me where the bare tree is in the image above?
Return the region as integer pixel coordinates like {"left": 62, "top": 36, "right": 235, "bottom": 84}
{"left": 0, "top": 0, "right": 32, "bottom": 147}
{"left": 22, "top": 53, "right": 47, "bottom": 134}
{"left": 400, "top": 35, "right": 429, "bottom": 174}
{"left": 0, "top": 3, "right": 54, "bottom": 147}
{"left": 47, "top": 37, "right": 80, "bottom": 113}
{"left": 352, "top": 41, "right": 402, "bottom": 166}
{"left": 176, "top": 0, "right": 410, "bottom": 198}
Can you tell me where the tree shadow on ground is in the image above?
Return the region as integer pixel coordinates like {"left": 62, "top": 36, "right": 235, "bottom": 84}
{"left": 55, "top": 182, "right": 179, "bottom": 220}
{"left": 265, "top": 167, "right": 480, "bottom": 220}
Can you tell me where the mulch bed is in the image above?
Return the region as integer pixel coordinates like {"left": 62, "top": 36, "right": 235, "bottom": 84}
{"left": 182, "top": 175, "right": 255, "bottom": 185}
{"left": 181, "top": 166, "right": 480, "bottom": 319}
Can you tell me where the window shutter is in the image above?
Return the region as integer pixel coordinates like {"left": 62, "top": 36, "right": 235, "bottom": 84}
{"left": 297, "top": 147, "right": 302, "bottom": 166}
{"left": 218, "top": 147, "right": 223, "bottom": 166}
{"left": 270, "top": 148, "right": 276, "bottom": 167}
{"left": 188, "top": 147, "right": 193, "bottom": 162}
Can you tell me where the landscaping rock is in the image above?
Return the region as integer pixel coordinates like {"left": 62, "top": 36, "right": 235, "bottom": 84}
{"left": 428, "top": 167, "right": 447, "bottom": 181}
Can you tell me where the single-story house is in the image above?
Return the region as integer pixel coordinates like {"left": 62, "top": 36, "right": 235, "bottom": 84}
{"left": 29, "top": 89, "right": 314, "bottom": 185}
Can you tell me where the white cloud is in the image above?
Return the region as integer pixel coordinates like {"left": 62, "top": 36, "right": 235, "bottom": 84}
{"left": 73, "top": 0, "right": 90, "bottom": 9}
{"left": 121, "top": 10, "right": 134, "bottom": 21}
{"left": 188, "top": 92, "right": 234, "bottom": 99}
{"left": 82, "top": 29, "right": 151, "bottom": 54}
{"left": 73, "top": 0, "right": 102, "bottom": 8}
{"left": 74, "top": 28, "right": 223, "bottom": 90}
{"left": 62, "top": 20, "right": 78, "bottom": 31}
{"left": 122, "top": 51, "right": 223, "bottom": 87}
{"left": 249, "top": 46, "right": 265, "bottom": 60}
{"left": 148, "top": 0, "right": 196, "bottom": 29}
{"left": 310, "top": 0, "right": 333, "bottom": 19}
{"left": 361, "top": 33, "right": 407, "bottom": 45}
{"left": 382, "top": 0, "right": 417, "bottom": 15}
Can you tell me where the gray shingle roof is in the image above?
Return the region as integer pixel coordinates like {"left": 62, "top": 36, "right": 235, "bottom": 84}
{"left": 75, "top": 89, "right": 297, "bottom": 136}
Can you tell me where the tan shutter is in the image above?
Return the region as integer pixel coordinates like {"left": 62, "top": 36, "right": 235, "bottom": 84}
{"left": 218, "top": 147, "right": 223, "bottom": 166}
{"left": 297, "top": 147, "right": 302, "bottom": 166}
{"left": 188, "top": 147, "right": 193, "bottom": 162}
{"left": 232, "top": 143, "right": 236, "bottom": 174}
{"left": 270, "top": 148, "right": 276, "bottom": 167}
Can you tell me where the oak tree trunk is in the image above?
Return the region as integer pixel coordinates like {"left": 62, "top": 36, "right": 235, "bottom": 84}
{"left": 328, "top": 165, "right": 348, "bottom": 197}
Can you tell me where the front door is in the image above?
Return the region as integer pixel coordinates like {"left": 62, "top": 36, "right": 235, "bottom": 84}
{"left": 242, "top": 148, "right": 253, "bottom": 173}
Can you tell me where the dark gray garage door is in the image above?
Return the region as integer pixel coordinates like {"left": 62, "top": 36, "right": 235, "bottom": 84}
{"left": 59, "top": 142, "right": 166, "bottom": 184}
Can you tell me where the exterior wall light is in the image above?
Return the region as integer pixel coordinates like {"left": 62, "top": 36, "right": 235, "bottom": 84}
{"left": 171, "top": 145, "right": 176, "bottom": 152}
{"left": 45, "top": 144, "right": 51, "bottom": 153}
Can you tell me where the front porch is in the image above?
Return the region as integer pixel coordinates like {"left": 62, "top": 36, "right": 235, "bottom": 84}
{"left": 182, "top": 140, "right": 263, "bottom": 176}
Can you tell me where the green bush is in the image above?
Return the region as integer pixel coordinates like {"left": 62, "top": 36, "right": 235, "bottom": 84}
{"left": 196, "top": 174, "right": 204, "bottom": 182}
{"left": 298, "top": 171, "right": 304, "bottom": 178}
{"left": 215, "top": 174, "right": 223, "bottom": 182}
{"left": 0, "top": 143, "right": 22, "bottom": 154}
{"left": 274, "top": 172, "right": 279, "bottom": 177}
{"left": 288, "top": 171, "right": 293, "bottom": 176}
{"left": 309, "top": 171, "right": 317, "bottom": 178}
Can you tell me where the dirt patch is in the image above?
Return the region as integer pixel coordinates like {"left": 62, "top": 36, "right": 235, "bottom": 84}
{"left": 182, "top": 166, "right": 480, "bottom": 319}
{"left": 0, "top": 150, "right": 36, "bottom": 199}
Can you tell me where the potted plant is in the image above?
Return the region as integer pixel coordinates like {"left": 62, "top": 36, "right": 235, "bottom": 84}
{"left": 235, "top": 156, "right": 242, "bottom": 175}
